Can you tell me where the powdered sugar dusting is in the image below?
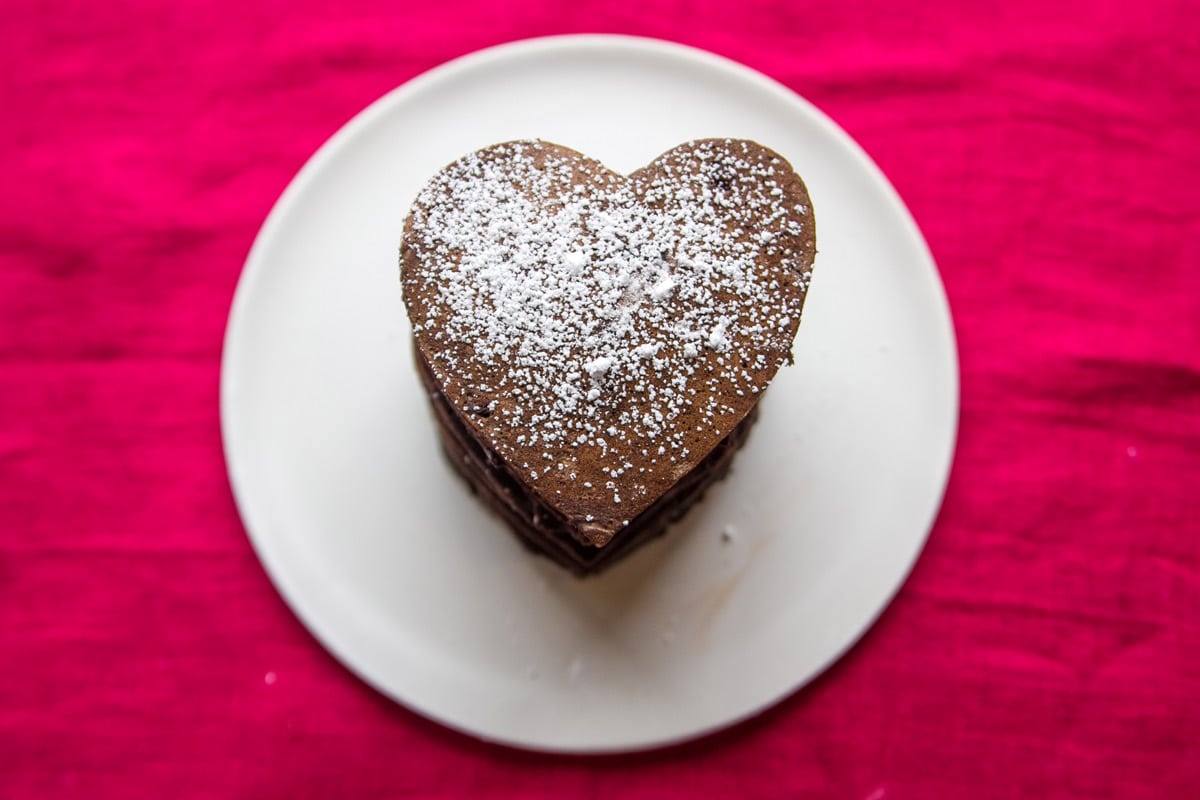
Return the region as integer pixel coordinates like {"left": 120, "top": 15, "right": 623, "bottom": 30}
{"left": 403, "top": 139, "right": 814, "bottom": 524}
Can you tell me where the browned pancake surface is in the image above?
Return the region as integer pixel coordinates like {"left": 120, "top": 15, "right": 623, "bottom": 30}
{"left": 402, "top": 139, "right": 815, "bottom": 547}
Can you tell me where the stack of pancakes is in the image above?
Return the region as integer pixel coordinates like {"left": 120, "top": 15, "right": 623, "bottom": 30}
{"left": 401, "top": 139, "right": 815, "bottom": 574}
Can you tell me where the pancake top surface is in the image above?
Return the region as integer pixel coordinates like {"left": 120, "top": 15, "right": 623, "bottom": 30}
{"left": 402, "top": 139, "right": 815, "bottom": 544}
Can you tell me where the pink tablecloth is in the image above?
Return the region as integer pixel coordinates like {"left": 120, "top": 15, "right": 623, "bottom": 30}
{"left": 2, "top": 2, "right": 1198, "bottom": 797}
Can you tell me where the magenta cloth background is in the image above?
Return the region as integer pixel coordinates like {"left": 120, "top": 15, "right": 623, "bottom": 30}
{"left": 2, "top": 1, "right": 1198, "bottom": 797}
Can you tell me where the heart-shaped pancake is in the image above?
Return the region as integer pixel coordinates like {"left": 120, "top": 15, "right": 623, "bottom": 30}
{"left": 401, "top": 139, "right": 815, "bottom": 570}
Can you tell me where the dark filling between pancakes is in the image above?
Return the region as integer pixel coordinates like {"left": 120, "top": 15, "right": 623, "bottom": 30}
{"left": 416, "top": 348, "right": 759, "bottom": 575}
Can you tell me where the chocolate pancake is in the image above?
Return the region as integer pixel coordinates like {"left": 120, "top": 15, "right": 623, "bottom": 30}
{"left": 401, "top": 139, "right": 815, "bottom": 574}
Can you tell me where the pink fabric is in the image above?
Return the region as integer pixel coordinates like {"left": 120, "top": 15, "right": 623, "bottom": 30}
{"left": 2, "top": 1, "right": 1198, "bottom": 796}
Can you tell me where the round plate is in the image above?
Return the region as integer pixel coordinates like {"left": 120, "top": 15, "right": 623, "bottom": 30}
{"left": 221, "top": 35, "right": 958, "bottom": 753}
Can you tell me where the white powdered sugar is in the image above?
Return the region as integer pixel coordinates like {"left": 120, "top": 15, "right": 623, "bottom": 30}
{"left": 649, "top": 275, "right": 676, "bottom": 301}
{"left": 583, "top": 356, "right": 613, "bottom": 381}
{"left": 405, "top": 139, "right": 813, "bottom": 511}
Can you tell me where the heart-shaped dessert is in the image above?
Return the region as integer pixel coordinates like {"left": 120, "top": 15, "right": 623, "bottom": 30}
{"left": 401, "top": 139, "right": 815, "bottom": 573}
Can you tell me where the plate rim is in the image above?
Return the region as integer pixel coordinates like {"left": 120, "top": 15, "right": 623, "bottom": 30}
{"left": 220, "top": 33, "right": 960, "bottom": 754}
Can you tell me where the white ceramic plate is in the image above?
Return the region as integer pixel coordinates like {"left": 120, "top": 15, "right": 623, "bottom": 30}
{"left": 221, "top": 35, "right": 958, "bottom": 753}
